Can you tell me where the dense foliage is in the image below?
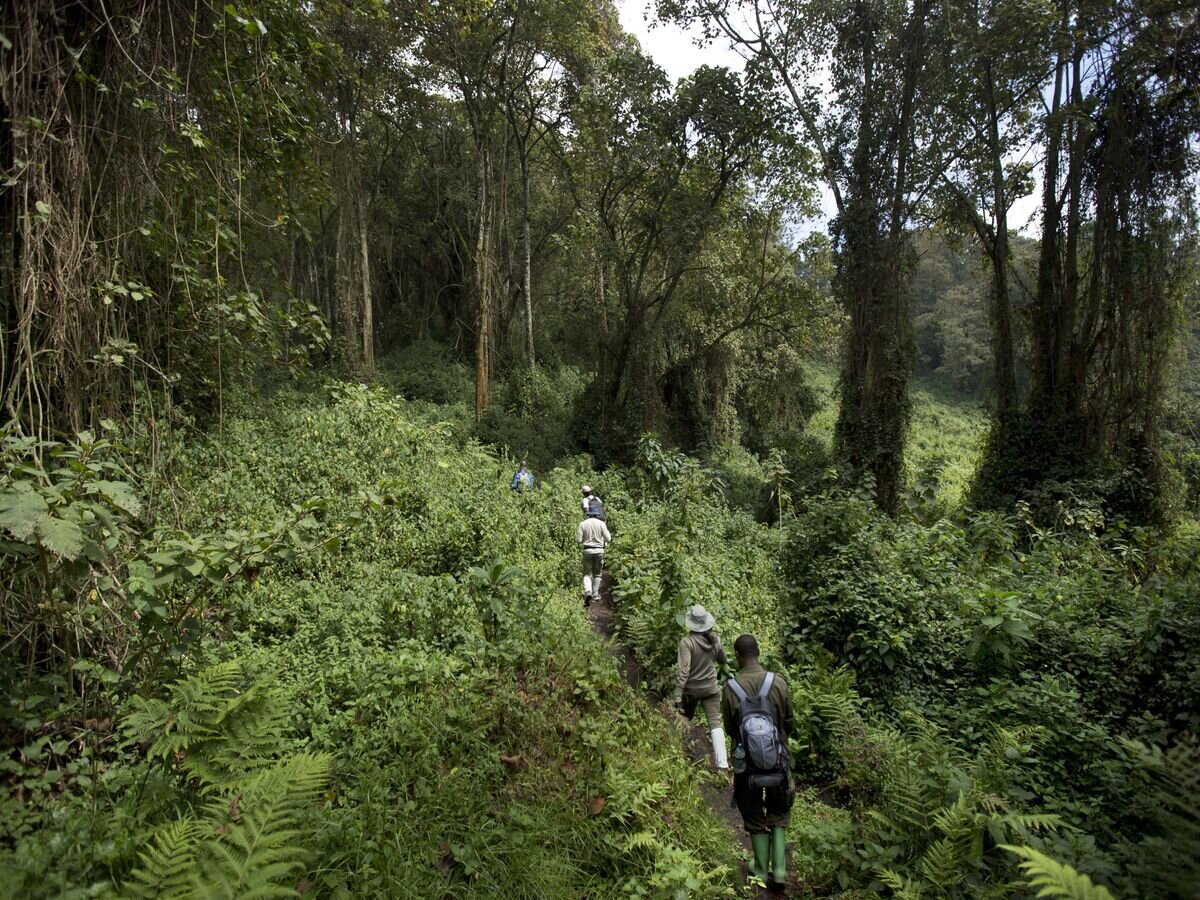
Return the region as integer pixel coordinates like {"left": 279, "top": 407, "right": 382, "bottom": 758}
{"left": 1, "top": 382, "right": 743, "bottom": 896}
{"left": 3, "top": 0, "right": 1199, "bottom": 896}
{"left": 608, "top": 427, "right": 1200, "bottom": 897}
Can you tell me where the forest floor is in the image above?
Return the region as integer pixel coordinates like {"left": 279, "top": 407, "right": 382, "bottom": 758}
{"left": 587, "top": 574, "right": 799, "bottom": 897}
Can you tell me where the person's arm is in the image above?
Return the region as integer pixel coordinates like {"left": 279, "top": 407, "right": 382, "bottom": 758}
{"left": 714, "top": 634, "right": 728, "bottom": 667}
{"left": 601, "top": 522, "right": 612, "bottom": 545}
{"left": 511, "top": 473, "right": 519, "bottom": 490}
{"left": 776, "top": 678, "right": 795, "bottom": 736}
{"left": 575, "top": 521, "right": 584, "bottom": 545}
{"left": 674, "top": 639, "right": 692, "bottom": 705}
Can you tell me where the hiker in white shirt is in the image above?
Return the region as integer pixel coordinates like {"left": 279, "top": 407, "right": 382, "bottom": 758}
{"left": 575, "top": 505, "right": 611, "bottom": 608}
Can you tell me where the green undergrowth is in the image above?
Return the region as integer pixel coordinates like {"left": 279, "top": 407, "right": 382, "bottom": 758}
{"left": 604, "top": 434, "right": 1200, "bottom": 897}
{"left": 0, "top": 380, "right": 738, "bottom": 897}
{"left": 4, "top": 371, "right": 1197, "bottom": 899}
{"left": 805, "top": 363, "right": 988, "bottom": 505}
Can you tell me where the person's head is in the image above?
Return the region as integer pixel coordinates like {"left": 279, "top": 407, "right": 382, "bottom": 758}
{"left": 681, "top": 604, "right": 715, "bottom": 634}
{"left": 519, "top": 461, "right": 528, "bottom": 472}
{"left": 734, "top": 634, "right": 760, "bottom": 666}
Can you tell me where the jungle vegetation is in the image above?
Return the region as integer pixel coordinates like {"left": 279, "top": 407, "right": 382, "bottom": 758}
{"left": 2, "top": 0, "right": 1199, "bottom": 896}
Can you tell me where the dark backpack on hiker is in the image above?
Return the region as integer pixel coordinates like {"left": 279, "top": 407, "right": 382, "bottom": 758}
{"left": 586, "top": 495, "right": 606, "bottom": 521}
{"left": 728, "top": 673, "right": 788, "bottom": 787}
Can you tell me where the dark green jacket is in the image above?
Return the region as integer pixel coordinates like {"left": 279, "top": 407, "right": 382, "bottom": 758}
{"left": 721, "top": 661, "right": 794, "bottom": 739}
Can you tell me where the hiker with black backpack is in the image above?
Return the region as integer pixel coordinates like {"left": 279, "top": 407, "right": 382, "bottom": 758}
{"left": 722, "top": 634, "right": 794, "bottom": 888}
{"left": 581, "top": 485, "right": 605, "bottom": 520}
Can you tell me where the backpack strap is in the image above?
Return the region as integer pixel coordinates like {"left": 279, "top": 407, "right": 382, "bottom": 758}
{"left": 727, "top": 678, "right": 749, "bottom": 702}
{"left": 756, "top": 672, "right": 775, "bottom": 699}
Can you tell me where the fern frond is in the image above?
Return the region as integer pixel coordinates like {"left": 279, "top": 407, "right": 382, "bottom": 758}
{"left": 878, "top": 867, "right": 926, "bottom": 899}
{"left": 1001, "top": 845, "right": 1115, "bottom": 899}
{"left": 916, "top": 835, "right": 972, "bottom": 889}
{"left": 123, "top": 661, "right": 291, "bottom": 792}
{"left": 125, "top": 819, "right": 206, "bottom": 899}
{"left": 884, "top": 759, "right": 933, "bottom": 834}
{"left": 193, "top": 752, "right": 333, "bottom": 898}
{"left": 994, "top": 812, "right": 1063, "bottom": 839}
{"left": 1130, "top": 735, "right": 1200, "bottom": 897}
{"left": 929, "top": 791, "right": 976, "bottom": 837}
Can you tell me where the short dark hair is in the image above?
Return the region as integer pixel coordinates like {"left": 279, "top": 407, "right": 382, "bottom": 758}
{"left": 734, "top": 634, "right": 759, "bottom": 660}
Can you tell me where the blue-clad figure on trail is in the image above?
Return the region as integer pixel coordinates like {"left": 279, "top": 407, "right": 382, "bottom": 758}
{"left": 722, "top": 633, "right": 794, "bottom": 888}
{"left": 511, "top": 460, "right": 534, "bottom": 491}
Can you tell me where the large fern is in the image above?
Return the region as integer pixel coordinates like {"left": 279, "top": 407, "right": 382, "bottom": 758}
{"left": 192, "top": 753, "right": 333, "bottom": 898}
{"left": 123, "top": 660, "right": 291, "bottom": 791}
{"left": 119, "top": 661, "right": 330, "bottom": 898}
{"left": 1001, "top": 845, "right": 1115, "bottom": 899}
{"left": 1121, "top": 735, "right": 1200, "bottom": 897}
{"left": 865, "top": 714, "right": 1061, "bottom": 897}
{"left": 124, "top": 819, "right": 206, "bottom": 898}
{"left": 123, "top": 753, "right": 332, "bottom": 898}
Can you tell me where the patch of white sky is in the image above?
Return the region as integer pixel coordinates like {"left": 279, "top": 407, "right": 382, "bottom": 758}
{"left": 616, "top": 0, "right": 1043, "bottom": 238}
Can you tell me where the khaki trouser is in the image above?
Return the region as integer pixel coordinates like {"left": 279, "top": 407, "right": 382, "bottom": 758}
{"left": 583, "top": 551, "right": 604, "bottom": 595}
{"left": 681, "top": 691, "right": 721, "bottom": 730}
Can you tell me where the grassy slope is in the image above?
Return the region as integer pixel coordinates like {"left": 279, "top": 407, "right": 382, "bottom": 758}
{"left": 804, "top": 362, "right": 989, "bottom": 504}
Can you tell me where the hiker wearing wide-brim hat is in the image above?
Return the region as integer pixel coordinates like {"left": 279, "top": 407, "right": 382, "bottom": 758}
{"left": 673, "top": 604, "right": 729, "bottom": 771}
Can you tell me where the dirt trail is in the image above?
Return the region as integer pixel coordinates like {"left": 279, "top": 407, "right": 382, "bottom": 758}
{"left": 586, "top": 575, "right": 795, "bottom": 897}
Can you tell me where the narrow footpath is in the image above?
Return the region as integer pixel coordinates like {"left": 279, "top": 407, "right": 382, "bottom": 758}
{"left": 586, "top": 575, "right": 798, "bottom": 897}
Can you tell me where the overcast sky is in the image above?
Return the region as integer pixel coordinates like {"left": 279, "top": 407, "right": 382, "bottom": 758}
{"left": 616, "top": 0, "right": 744, "bottom": 82}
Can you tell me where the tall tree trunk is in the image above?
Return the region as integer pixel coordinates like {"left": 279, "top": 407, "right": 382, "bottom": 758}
{"left": 474, "top": 147, "right": 494, "bottom": 422}
{"left": 984, "top": 59, "right": 1016, "bottom": 419}
{"left": 334, "top": 101, "right": 372, "bottom": 382}
{"left": 521, "top": 149, "right": 534, "bottom": 371}
{"left": 335, "top": 192, "right": 359, "bottom": 378}
{"left": 357, "top": 193, "right": 374, "bottom": 376}
{"left": 1030, "top": 38, "right": 1066, "bottom": 413}
{"left": 833, "top": 0, "right": 925, "bottom": 515}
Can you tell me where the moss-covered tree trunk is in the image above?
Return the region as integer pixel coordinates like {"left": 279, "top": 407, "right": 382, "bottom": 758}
{"left": 833, "top": 214, "right": 914, "bottom": 516}
{"left": 831, "top": 0, "right": 928, "bottom": 515}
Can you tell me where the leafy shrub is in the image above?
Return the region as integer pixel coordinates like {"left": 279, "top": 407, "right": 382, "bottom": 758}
{"left": 377, "top": 340, "right": 473, "bottom": 406}
{"left": 0, "top": 378, "right": 746, "bottom": 897}
{"left": 477, "top": 364, "right": 589, "bottom": 469}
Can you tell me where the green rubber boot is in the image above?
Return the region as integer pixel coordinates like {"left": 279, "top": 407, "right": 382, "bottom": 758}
{"left": 749, "top": 833, "right": 770, "bottom": 883}
{"left": 770, "top": 826, "right": 787, "bottom": 885}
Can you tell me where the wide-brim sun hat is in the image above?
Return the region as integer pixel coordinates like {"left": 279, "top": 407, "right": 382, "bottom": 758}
{"left": 676, "top": 604, "right": 715, "bottom": 633}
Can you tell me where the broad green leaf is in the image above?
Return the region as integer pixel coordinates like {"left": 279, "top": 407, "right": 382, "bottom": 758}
{"left": 0, "top": 488, "right": 50, "bottom": 540}
{"left": 90, "top": 480, "right": 143, "bottom": 516}
{"left": 37, "top": 515, "right": 84, "bottom": 560}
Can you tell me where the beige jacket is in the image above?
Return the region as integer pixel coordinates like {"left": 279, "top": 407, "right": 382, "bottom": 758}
{"left": 576, "top": 517, "right": 611, "bottom": 554}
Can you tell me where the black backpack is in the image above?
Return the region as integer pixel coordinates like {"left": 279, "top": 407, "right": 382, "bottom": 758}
{"left": 728, "top": 673, "right": 788, "bottom": 787}
{"left": 587, "top": 496, "right": 606, "bottom": 521}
